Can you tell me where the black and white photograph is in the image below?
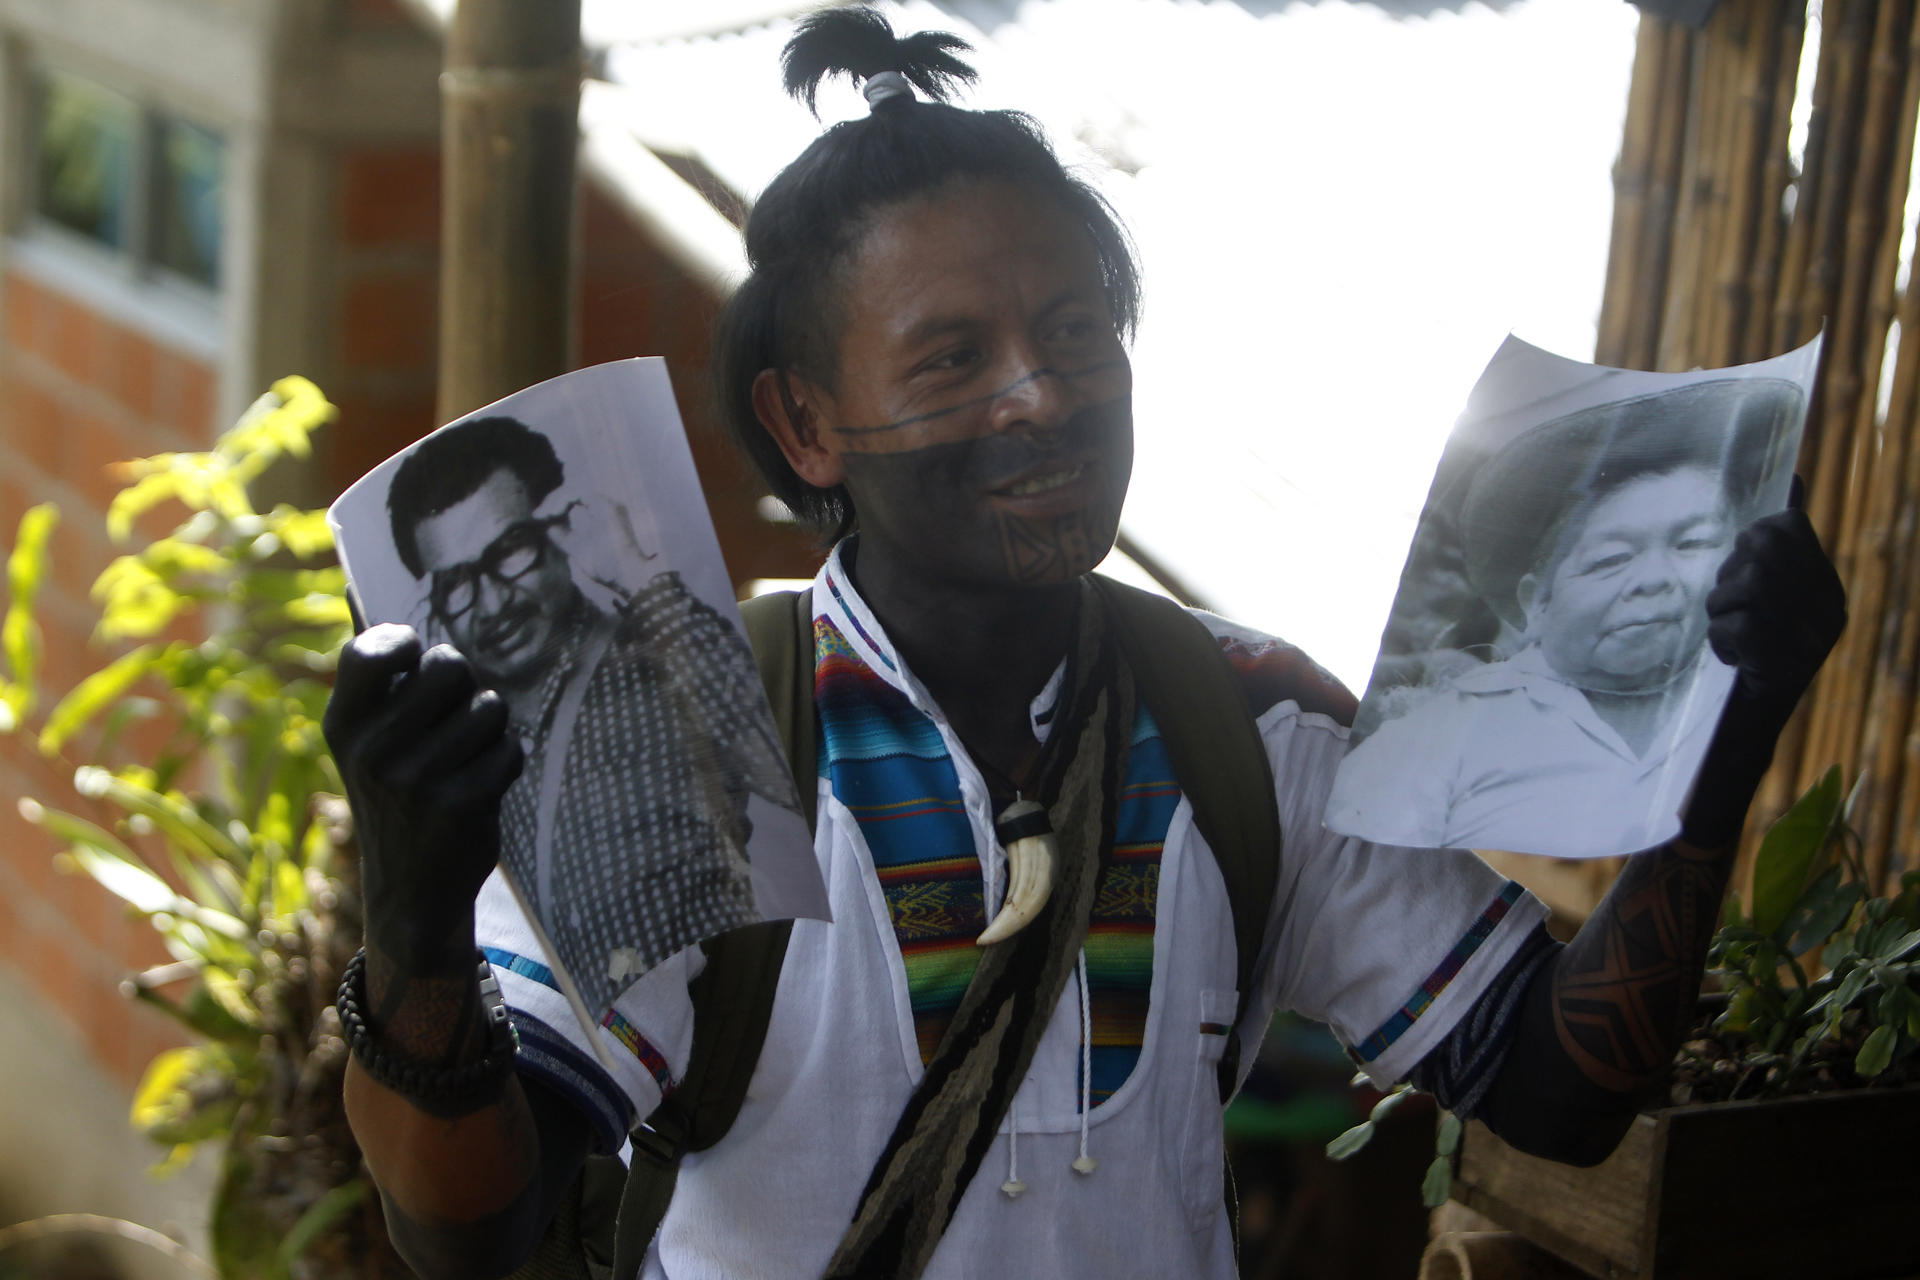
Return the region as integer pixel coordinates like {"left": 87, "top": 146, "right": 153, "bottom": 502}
{"left": 1325, "top": 335, "right": 1821, "bottom": 859}
{"left": 328, "top": 358, "right": 828, "bottom": 1020}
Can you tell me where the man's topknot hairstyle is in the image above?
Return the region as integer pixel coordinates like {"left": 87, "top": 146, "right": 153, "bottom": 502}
{"left": 713, "top": 5, "right": 1142, "bottom": 543}
{"left": 781, "top": 7, "right": 976, "bottom": 116}
{"left": 387, "top": 415, "right": 564, "bottom": 578}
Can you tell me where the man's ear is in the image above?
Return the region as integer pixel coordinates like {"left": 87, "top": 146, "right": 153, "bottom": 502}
{"left": 1514, "top": 572, "right": 1545, "bottom": 634}
{"left": 752, "top": 369, "right": 845, "bottom": 489}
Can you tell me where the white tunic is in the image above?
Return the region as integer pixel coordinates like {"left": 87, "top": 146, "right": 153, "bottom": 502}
{"left": 476, "top": 548, "right": 1547, "bottom": 1279}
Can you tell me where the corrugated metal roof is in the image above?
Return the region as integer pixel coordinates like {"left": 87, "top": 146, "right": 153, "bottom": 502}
{"left": 423, "top": 0, "right": 1641, "bottom": 683}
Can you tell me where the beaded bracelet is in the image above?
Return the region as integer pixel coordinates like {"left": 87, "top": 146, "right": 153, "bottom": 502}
{"left": 336, "top": 947, "right": 519, "bottom": 1118}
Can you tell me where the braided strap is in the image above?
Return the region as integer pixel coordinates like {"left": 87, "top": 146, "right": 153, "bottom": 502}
{"left": 336, "top": 947, "right": 519, "bottom": 1118}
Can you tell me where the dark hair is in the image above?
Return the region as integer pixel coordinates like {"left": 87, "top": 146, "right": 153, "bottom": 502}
{"left": 387, "top": 415, "right": 565, "bottom": 577}
{"left": 712, "top": 7, "right": 1142, "bottom": 542}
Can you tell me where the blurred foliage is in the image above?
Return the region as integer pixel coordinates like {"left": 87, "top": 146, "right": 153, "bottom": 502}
{"left": 0, "top": 379, "right": 400, "bottom": 1279}
{"left": 1683, "top": 766, "right": 1920, "bottom": 1102}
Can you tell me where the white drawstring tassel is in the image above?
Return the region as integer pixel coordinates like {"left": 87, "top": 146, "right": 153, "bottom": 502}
{"left": 1074, "top": 950, "right": 1097, "bottom": 1175}
{"left": 1001, "top": 1097, "right": 1026, "bottom": 1197}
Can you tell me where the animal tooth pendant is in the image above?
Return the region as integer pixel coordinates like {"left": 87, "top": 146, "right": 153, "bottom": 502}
{"left": 978, "top": 799, "right": 1057, "bottom": 946}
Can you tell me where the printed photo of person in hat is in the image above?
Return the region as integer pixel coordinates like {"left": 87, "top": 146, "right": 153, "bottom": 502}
{"left": 1328, "top": 376, "right": 1804, "bottom": 859}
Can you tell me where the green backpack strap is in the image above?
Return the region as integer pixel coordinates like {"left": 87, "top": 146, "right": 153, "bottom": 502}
{"left": 610, "top": 589, "right": 815, "bottom": 1277}
{"left": 1091, "top": 575, "right": 1282, "bottom": 1102}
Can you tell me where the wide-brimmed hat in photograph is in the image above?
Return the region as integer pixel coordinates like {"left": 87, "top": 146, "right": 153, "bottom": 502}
{"left": 1458, "top": 376, "right": 1804, "bottom": 627}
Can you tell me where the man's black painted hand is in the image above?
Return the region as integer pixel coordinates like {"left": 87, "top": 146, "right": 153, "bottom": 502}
{"left": 323, "top": 623, "right": 524, "bottom": 975}
{"left": 1704, "top": 477, "right": 1847, "bottom": 721}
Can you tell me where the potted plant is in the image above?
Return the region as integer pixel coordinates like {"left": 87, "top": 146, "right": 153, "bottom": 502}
{"left": 0, "top": 380, "right": 403, "bottom": 1279}
{"left": 1446, "top": 768, "right": 1920, "bottom": 1279}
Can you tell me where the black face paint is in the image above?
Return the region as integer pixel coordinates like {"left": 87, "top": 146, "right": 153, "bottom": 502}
{"left": 840, "top": 395, "right": 1134, "bottom": 591}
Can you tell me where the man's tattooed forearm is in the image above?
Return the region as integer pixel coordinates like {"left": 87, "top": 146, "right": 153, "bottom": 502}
{"left": 1551, "top": 840, "right": 1731, "bottom": 1093}
{"left": 366, "top": 952, "right": 492, "bottom": 1067}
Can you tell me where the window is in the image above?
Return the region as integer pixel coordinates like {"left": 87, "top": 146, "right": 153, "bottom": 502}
{"left": 31, "top": 67, "right": 226, "bottom": 291}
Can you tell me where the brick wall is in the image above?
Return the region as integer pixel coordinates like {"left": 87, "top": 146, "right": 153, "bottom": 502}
{"left": 323, "top": 146, "right": 819, "bottom": 586}
{"left": 0, "top": 135, "right": 817, "bottom": 1094}
{"left": 0, "top": 271, "right": 219, "bottom": 1090}
{"left": 576, "top": 182, "right": 821, "bottom": 586}
{"left": 324, "top": 143, "right": 443, "bottom": 495}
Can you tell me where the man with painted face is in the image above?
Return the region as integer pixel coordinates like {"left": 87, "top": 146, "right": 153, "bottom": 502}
{"left": 1334, "top": 380, "right": 1799, "bottom": 858}
{"left": 324, "top": 13, "right": 1846, "bottom": 1280}
{"left": 384, "top": 415, "right": 795, "bottom": 1017}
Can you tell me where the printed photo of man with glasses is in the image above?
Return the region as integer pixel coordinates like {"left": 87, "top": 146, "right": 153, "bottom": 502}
{"left": 382, "top": 412, "right": 802, "bottom": 1015}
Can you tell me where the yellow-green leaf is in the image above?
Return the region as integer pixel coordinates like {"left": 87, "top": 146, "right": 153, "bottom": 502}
{"left": 142, "top": 538, "right": 229, "bottom": 578}
{"left": 2, "top": 503, "right": 57, "bottom": 704}
{"left": 203, "top": 969, "right": 261, "bottom": 1029}
{"left": 38, "top": 645, "right": 158, "bottom": 754}
{"left": 107, "top": 472, "right": 190, "bottom": 543}
{"left": 270, "top": 857, "right": 307, "bottom": 920}
{"left": 266, "top": 506, "right": 335, "bottom": 558}
{"left": 62, "top": 840, "right": 182, "bottom": 915}
{"left": 130, "top": 1043, "right": 241, "bottom": 1147}
{"left": 284, "top": 593, "right": 351, "bottom": 627}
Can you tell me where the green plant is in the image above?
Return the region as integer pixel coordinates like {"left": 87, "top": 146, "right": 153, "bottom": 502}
{"left": 1326, "top": 767, "right": 1920, "bottom": 1206}
{"left": 1681, "top": 765, "right": 1920, "bottom": 1102}
{"left": 0, "top": 379, "right": 401, "bottom": 1279}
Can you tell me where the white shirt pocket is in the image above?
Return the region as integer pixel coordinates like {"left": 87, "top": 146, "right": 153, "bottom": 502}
{"left": 1179, "top": 986, "right": 1239, "bottom": 1230}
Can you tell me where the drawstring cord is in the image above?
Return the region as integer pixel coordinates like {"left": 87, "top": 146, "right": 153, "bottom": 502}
{"left": 992, "top": 799, "right": 1099, "bottom": 1195}
{"left": 1074, "top": 949, "right": 1097, "bottom": 1175}
{"left": 998, "top": 814, "right": 1026, "bottom": 1198}
{"left": 1001, "top": 1098, "right": 1026, "bottom": 1197}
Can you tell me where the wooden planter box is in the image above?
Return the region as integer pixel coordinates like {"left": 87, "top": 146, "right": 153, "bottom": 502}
{"left": 1450, "top": 1087, "right": 1920, "bottom": 1279}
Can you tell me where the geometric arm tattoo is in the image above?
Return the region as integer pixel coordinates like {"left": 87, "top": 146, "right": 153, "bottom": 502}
{"left": 1549, "top": 837, "right": 1736, "bottom": 1093}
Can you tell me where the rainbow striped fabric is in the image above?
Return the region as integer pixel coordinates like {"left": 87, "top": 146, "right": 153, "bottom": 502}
{"left": 1351, "top": 879, "right": 1526, "bottom": 1064}
{"left": 482, "top": 944, "right": 678, "bottom": 1098}
{"left": 816, "top": 614, "right": 1180, "bottom": 1107}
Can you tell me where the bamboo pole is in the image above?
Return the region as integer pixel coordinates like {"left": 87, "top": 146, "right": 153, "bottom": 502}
{"left": 1804, "top": 2, "right": 1920, "bottom": 796}
{"left": 1629, "top": 24, "right": 1698, "bottom": 370}
{"left": 1658, "top": 30, "right": 1721, "bottom": 372}
{"left": 437, "top": 0, "right": 584, "bottom": 424}
{"left": 1705, "top": 0, "right": 1787, "bottom": 367}
{"left": 1797, "top": 0, "right": 1912, "bottom": 791}
{"left": 1858, "top": 321, "right": 1920, "bottom": 886}
{"left": 1598, "top": 17, "right": 1680, "bottom": 368}
{"left": 1856, "top": 9, "right": 1920, "bottom": 885}
{"left": 1796, "top": 0, "right": 1878, "bottom": 547}
{"left": 1741, "top": 0, "right": 1810, "bottom": 365}
{"left": 1749, "top": 0, "right": 1860, "bottom": 837}
{"left": 1880, "top": 354, "right": 1920, "bottom": 881}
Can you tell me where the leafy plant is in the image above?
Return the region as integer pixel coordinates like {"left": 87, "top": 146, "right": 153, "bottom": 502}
{"left": 1679, "top": 765, "right": 1920, "bottom": 1103}
{"left": 0, "top": 379, "right": 402, "bottom": 1278}
{"left": 1327, "top": 766, "right": 1920, "bottom": 1207}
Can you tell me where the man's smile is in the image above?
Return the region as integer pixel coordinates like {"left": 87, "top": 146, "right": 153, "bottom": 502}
{"left": 992, "top": 461, "right": 1089, "bottom": 497}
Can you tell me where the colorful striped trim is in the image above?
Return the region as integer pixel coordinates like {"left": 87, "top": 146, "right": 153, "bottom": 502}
{"left": 814, "top": 602, "right": 1180, "bottom": 1104}
{"left": 482, "top": 946, "right": 677, "bottom": 1097}
{"left": 1352, "top": 881, "right": 1526, "bottom": 1064}
{"left": 823, "top": 569, "right": 897, "bottom": 671}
